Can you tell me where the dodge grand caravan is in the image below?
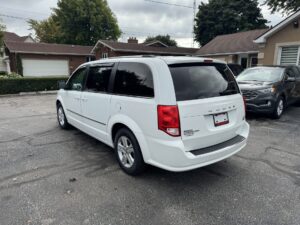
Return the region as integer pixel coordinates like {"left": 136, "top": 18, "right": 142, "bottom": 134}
{"left": 56, "top": 56, "right": 249, "bottom": 175}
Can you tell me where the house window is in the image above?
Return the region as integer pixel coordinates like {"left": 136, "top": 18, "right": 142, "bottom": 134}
{"left": 101, "top": 53, "right": 108, "bottom": 59}
{"left": 250, "top": 57, "right": 258, "bottom": 67}
{"left": 241, "top": 58, "right": 248, "bottom": 69}
{"left": 280, "top": 46, "right": 300, "bottom": 65}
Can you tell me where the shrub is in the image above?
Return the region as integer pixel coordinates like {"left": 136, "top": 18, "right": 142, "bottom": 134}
{"left": 0, "top": 76, "right": 68, "bottom": 95}
{"left": 0, "top": 72, "right": 22, "bottom": 79}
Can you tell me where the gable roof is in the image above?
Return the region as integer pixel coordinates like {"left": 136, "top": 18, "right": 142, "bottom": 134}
{"left": 255, "top": 10, "right": 300, "bottom": 43}
{"left": 3, "top": 32, "right": 25, "bottom": 42}
{"left": 196, "top": 29, "right": 269, "bottom": 56}
{"left": 5, "top": 41, "right": 94, "bottom": 56}
{"left": 144, "top": 40, "right": 169, "bottom": 47}
{"left": 92, "top": 40, "right": 198, "bottom": 55}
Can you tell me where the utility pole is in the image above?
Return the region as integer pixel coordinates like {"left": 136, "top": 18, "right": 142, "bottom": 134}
{"left": 192, "top": 0, "right": 196, "bottom": 47}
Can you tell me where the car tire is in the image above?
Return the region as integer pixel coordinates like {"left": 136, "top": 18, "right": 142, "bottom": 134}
{"left": 272, "top": 96, "right": 285, "bottom": 119}
{"left": 57, "top": 103, "right": 70, "bottom": 129}
{"left": 114, "top": 128, "right": 146, "bottom": 175}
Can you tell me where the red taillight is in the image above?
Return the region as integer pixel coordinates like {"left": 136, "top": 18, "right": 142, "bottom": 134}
{"left": 157, "top": 105, "right": 180, "bottom": 137}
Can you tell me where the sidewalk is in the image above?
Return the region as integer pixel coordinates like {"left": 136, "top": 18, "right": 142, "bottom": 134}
{"left": 0, "top": 90, "right": 58, "bottom": 98}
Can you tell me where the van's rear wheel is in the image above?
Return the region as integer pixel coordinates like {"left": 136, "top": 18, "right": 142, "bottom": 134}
{"left": 114, "top": 128, "right": 145, "bottom": 175}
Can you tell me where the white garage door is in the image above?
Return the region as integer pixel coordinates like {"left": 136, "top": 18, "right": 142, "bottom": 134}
{"left": 22, "top": 59, "right": 69, "bottom": 77}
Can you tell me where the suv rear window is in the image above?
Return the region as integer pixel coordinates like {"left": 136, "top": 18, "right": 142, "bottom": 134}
{"left": 169, "top": 63, "right": 239, "bottom": 101}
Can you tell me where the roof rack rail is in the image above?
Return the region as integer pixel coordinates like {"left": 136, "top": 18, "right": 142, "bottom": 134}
{"left": 108, "top": 55, "right": 158, "bottom": 59}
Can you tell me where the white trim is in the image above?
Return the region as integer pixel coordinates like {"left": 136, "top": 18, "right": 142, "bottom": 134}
{"left": 297, "top": 46, "right": 300, "bottom": 65}
{"left": 101, "top": 52, "right": 108, "bottom": 59}
{"left": 276, "top": 47, "right": 282, "bottom": 65}
{"left": 8, "top": 51, "right": 93, "bottom": 56}
{"left": 91, "top": 40, "right": 116, "bottom": 53}
{"left": 197, "top": 51, "right": 259, "bottom": 57}
{"left": 145, "top": 40, "right": 169, "bottom": 47}
{"left": 255, "top": 10, "right": 300, "bottom": 44}
{"left": 274, "top": 41, "right": 300, "bottom": 65}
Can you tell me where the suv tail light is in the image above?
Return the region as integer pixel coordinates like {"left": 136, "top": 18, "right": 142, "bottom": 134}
{"left": 157, "top": 105, "right": 180, "bottom": 137}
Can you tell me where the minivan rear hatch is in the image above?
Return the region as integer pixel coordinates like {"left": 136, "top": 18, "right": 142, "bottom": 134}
{"left": 169, "top": 62, "right": 245, "bottom": 151}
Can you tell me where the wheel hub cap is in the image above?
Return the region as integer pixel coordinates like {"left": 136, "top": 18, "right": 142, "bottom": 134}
{"left": 117, "top": 136, "right": 134, "bottom": 168}
{"left": 58, "top": 107, "right": 65, "bottom": 126}
{"left": 277, "top": 100, "right": 283, "bottom": 116}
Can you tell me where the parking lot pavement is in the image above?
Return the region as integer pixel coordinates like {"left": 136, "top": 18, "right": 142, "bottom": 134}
{"left": 0, "top": 95, "right": 299, "bottom": 225}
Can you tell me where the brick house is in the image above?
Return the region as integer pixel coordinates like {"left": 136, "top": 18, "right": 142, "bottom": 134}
{"left": 1, "top": 33, "right": 198, "bottom": 77}
{"left": 196, "top": 29, "right": 267, "bottom": 68}
{"left": 91, "top": 38, "right": 198, "bottom": 59}
{"left": 1, "top": 32, "right": 94, "bottom": 76}
{"left": 197, "top": 10, "right": 300, "bottom": 68}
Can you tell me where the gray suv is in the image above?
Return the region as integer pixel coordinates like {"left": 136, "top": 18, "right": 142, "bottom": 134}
{"left": 237, "top": 66, "right": 300, "bottom": 119}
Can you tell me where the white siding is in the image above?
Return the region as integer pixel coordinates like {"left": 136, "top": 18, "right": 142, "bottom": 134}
{"left": 0, "top": 59, "right": 7, "bottom": 72}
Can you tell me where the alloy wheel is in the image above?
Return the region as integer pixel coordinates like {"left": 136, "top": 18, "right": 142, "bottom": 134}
{"left": 58, "top": 107, "right": 65, "bottom": 126}
{"left": 117, "top": 136, "right": 135, "bottom": 168}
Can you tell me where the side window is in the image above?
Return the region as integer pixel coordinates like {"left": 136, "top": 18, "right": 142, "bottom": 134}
{"left": 67, "top": 67, "right": 87, "bottom": 91}
{"left": 85, "top": 66, "right": 112, "bottom": 92}
{"left": 291, "top": 66, "right": 300, "bottom": 79}
{"left": 297, "top": 67, "right": 300, "bottom": 79}
{"left": 113, "top": 62, "right": 154, "bottom": 97}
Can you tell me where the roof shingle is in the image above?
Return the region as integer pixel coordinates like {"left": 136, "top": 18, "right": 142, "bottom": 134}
{"left": 196, "top": 29, "right": 269, "bottom": 56}
{"left": 3, "top": 32, "right": 25, "bottom": 42}
{"left": 95, "top": 40, "right": 199, "bottom": 55}
{"left": 5, "top": 41, "right": 94, "bottom": 56}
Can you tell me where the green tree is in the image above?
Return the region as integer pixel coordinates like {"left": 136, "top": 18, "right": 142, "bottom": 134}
{"left": 264, "top": 0, "right": 300, "bottom": 13}
{"left": 28, "top": 17, "right": 61, "bottom": 43}
{"left": 194, "top": 0, "right": 268, "bottom": 46}
{"left": 0, "top": 20, "right": 6, "bottom": 44}
{"left": 144, "top": 35, "right": 177, "bottom": 47}
{"left": 29, "top": 0, "right": 121, "bottom": 45}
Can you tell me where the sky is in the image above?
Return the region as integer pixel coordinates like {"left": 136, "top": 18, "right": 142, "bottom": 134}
{"left": 0, "top": 0, "right": 285, "bottom": 47}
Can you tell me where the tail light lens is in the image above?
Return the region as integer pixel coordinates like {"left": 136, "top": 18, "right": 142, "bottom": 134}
{"left": 157, "top": 105, "right": 180, "bottom": 137}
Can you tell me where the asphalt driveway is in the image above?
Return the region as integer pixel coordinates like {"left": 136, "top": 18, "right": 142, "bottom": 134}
{"left": 0, "top": 95, "right": 299, "bottom": 225}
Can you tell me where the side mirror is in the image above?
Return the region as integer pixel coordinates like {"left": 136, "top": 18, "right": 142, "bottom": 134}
{"left": 286, "top": 77, "right": 296, "bottom": 82}
{"left": 58, "top": 80, "right": 66, "bottom": 89}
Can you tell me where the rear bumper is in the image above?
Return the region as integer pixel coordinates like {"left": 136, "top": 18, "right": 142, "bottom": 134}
{"left": 144, "top": 121, "right": 250, "bottom": 172}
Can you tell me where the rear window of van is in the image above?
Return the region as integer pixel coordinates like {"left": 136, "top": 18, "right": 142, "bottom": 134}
{"left": 169, "top": 63, "right": 239, "bottom": 101}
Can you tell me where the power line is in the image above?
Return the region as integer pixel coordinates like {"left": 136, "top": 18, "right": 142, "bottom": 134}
{"left": 0, "top": 13, "right": 32, "bottom": 21}
{"left": 0, "top": 13, "right": 192, "bottom": 39}
{"left": 144, "top": 0, "right": 197, "bottom": 47}
{"left": 144, "top": 0, "right": 193, "bottom": 9}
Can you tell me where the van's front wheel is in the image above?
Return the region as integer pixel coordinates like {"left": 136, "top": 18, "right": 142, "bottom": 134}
{"left": 114, "top": 128, "right": 145, "bottom": 175}
{"left": 57, "top": 104, "right": 69, "bottom": 129}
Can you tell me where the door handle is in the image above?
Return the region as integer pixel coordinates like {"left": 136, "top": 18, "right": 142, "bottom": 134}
{"left": 74, "top": 97, "right": 81, "bottom": 101}
{"left": 81, "top": 98, "right": 88, "bottom": 102}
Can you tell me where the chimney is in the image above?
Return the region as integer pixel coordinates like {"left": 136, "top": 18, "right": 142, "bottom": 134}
{"left": 128, "top": 37, "right": 138, "bottom": 44}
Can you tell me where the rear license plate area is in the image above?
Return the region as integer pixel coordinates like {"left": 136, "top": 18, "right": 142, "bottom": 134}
{"left": 213, "top": 112, "right": 229, "bottom": 127}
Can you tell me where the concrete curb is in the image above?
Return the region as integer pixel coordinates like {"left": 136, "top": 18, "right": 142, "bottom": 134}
{"left": 0, "top": 90, "right": 58, "bottom": 98}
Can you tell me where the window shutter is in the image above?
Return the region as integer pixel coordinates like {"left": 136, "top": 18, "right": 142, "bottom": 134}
{"left": 280, "top": 46, "right": 299, "bottom": 65}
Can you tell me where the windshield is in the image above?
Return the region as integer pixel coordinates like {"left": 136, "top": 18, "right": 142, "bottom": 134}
{"left": 237, "top": 67, "right": 284, "bottom": 82}
{"left": 169, "top": 63, "right": 239, "bottom": 101}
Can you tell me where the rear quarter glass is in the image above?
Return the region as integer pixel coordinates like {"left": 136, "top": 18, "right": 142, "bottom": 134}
{"left": 169, "top": 63, "right": 239, "bottom": 101}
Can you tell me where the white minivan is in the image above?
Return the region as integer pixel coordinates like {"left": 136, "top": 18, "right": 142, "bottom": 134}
{"left": 56, "top": 56, "right": 249, "bottom": 175}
